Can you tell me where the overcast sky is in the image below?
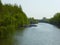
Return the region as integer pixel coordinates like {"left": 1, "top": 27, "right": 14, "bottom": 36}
{"left": 2, "top": 0, "right": 60, "bottom": 19}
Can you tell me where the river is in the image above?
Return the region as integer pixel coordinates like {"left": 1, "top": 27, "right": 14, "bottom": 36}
{"left": 14, "top": 23, "right": 60, "bottom": 45}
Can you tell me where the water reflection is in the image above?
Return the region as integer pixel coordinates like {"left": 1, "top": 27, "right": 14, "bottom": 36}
{"left": 0, "top": 37, "right": 14, "bottom": 45}
{"left": 14, "top": 23, "right": 60, "bottom": 45}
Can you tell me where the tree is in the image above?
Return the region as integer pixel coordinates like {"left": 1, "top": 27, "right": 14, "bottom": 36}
{"left": 0, "top": 0, "right": 3, "bottom": 13}
{"left": 0, "top": 1, "right": 29, "bottom": 39}
{"left": 49, "top": 13, "right": 60, "bottom": 27}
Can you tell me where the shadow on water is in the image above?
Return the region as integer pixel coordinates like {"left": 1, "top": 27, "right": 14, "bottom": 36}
{"left": 0, "top": 35, "right": 14, "bottom": 45}
{"left": 1, "top": 23, "right": 60, "bottom": 45}
{"left": 14, "top": 28, "right": 26, "bottom": 45}
{"left": 0, "top": 27, "right": 31, "bottom": 45}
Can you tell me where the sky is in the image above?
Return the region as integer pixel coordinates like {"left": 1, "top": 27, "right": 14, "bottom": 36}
{"left": 2, "top": 0, "right": 60, "bottom": 19}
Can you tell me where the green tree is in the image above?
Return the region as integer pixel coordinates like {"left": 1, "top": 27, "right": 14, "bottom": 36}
{"left": 0, "top": 0, "right": 29, "bottom": 40}
{"left": 49, "top": 13, "right": 60, "bottom": 27}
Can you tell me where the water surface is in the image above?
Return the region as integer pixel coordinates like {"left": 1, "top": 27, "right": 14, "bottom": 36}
{"left": 14, "top": 23, "right": 60, "bottom": 45}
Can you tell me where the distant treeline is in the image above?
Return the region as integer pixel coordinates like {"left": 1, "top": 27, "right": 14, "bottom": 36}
{"left": 48, "top": 13, "right": 60, "bottom": 28}
{"left": 36, "top": 13, "right": 60, "bottom": 28}
{"left": 28, "top": 17, "right": 38, "bottom": 24}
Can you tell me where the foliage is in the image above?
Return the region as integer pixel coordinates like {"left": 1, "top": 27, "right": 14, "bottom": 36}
{"left": 49, "top": 13, "right": 60, "bottom": 27}
{"left": 28, "top": 17, "right": 38, "bottom": 24}
{"left": 0, "top": 0, "right": 29, "bottom": 40}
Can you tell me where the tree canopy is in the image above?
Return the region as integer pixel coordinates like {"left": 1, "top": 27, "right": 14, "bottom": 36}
{"left": 0, "top": 0, "right": 29, "bottom": 39}
{"left": 49, "top": 13, "right": 60, "bottom": 27}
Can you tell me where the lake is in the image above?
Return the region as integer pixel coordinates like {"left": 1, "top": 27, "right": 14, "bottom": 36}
{"left": 14, "top": 23, "right": 60, "bottom": 45}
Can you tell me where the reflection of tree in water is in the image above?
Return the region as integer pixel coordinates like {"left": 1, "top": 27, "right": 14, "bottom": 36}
{"left": 0, "top": 28, "right": 14, "bottom": 45}
{"left": 0, "top": 35, "right": 14, "bottom": 45}
{"left": 14, "top": 28, "right": 25, "bottom": 45}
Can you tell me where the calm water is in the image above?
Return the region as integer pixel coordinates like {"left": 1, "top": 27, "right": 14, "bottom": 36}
{"left": 14, "top": 23, "right": 60, "bottom": 45}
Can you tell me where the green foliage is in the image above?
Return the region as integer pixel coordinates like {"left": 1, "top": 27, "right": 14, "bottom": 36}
{"left": 0, "top": 0, "right": 29, "bottom": 40}
{"left": 28, "top": 17, "right": 38, "bottom": 24}
{"left": 49, "top": 13, "right": 60, "bottom": 27}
